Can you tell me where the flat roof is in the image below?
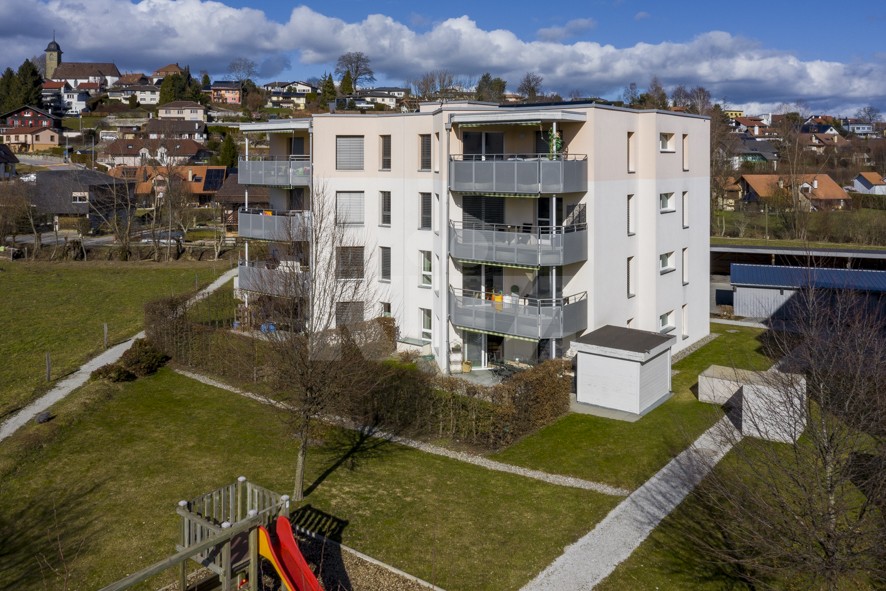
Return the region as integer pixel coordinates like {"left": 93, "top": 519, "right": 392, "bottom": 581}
{"left": 712, "top": 244, "right": 886, "bottom": 260}
{"left": 450, "top": 110, "right": 587, "bottom": 126}
{"left": 239, "top": 119, "right": 311, "bottom": 133}
{"left": 576, "top": 325, "right": 674, "bottom": 353}
{"left": 731, "top": 264, "right": 886, "bottom": 292}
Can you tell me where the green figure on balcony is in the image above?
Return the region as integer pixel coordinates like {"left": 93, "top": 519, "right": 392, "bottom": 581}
{"left": 548, "top": 129, "right": 563, "bottom": 160}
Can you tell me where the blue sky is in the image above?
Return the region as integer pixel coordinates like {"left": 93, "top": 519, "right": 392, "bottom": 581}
{"left": 2, "top": 0, "right": 885, "bottom": 115}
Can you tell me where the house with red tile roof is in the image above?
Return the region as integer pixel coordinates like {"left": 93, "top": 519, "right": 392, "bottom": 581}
{"left": 101, "top": 138, "right": 210, "bottom": 167}
{"left": 738, "top": 173, "right": 851, "bottom": 211}
{"left": 852, "top": 171, "right": 886, "bottom": 195}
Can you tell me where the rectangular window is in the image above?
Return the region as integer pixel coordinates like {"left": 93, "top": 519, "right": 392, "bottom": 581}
{"left": 659, "top": 251, "right": 676, "bottom": 273}
{"left": 682, "top": 248, "right": 689, "bottom": 284}
{"left": 660, "top": 310, "right": 675, "bottom": 333}
{"left": 336, "top": 135, "right": 364, "bottom": 170}
{"left": 420, "top": 250, "right": 432, "bottom": 286}
{"left": 419, "top": 192, "right": 432, "bottom": 229}
{"left": 420, "top": 308, "right": 432, "bottom": 342}
{"left": 336, "top": 246, "right": 364, "bottom": 279}
{"left": 71, "top": 192, "right": 89, "bottom": 203}
{"left": 380, "top": 246, "right": 391, "bottom": 281}
{"left": 380, "top": 191, "right": 391, "bottom": 226}
{"left": 659, "top": 192, "right": 675, "bottom": 212}
{"left": 682, "top": 192, "right": 689, "bottom": 227}
{"left": 380, "top": 135, "right": 391, "bottom": 170}
{"left": 381, "top": 302, "right": 392, "bottom": 318}
{"left": 659, "top": 132, "right": 674, "bottom": 152}
{"left": 682, "top": 134, "right": 689, "bottom": 170}
{"left": 627, "top": 257, "right": 635, "bottom": 298}
{"left": 681, "top": 304, "right": 689, "bottom": 339}
{"left": 627, "top": 131, "right": 636, "bottom": 173}
{"left": 335, "top": 191, "right": 364, "bottom": 225}
{"left": 627, "top": 194, "right": 635, "bottom": 235}
{"left": 419, "top": 134, "right": 431, "bottom": 171}
{"left": 335, "top": 301, "right": 364, "bottom": 326}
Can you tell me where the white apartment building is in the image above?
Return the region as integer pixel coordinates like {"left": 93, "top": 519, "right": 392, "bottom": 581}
{"left": 236, "top": 101, "right": 710, "bottom": 372}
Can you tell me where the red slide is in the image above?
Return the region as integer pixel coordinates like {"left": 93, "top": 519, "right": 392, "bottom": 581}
{"left": 257, "top": 516, "right": 323, "bottom": 591}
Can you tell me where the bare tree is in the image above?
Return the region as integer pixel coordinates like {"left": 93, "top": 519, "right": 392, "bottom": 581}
{"left": 670, "top": 84, "right": 691, "bottom": 109}
{"left": 688, "top": 86, "right": 713, "bottom": 115}
{"left": 0, "top": 180, "right": 30, "bottom": 248}
{"left": 622, "top": 82, "right": 639, "bottom": 106}
{"left": 411, "top": 72, "right": 436, "bottom": 100}
{"left": 771, "top": 104, "right": 817, "bottom": 240}
{"left": 679, "top": 287, "right": 886, "bottom": 590}
{"left": 709, "top": 104, "right": 740, "bottom": 233}
{"left": 517, "top": 72, "right": 543, "bottom": 102}
{"left": 227, "top": 57, "right": 257, "bottom": 86}
{"left": 855, "top": 105, "right": 882, "bottom": 125}
{"left": 334, "top": 52, "right": 375, "bottom": 91}
{"left": 249, "top": 183, "right": 393, "bottom": 501}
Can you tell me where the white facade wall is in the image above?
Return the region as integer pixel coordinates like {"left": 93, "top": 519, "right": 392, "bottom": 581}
{"left": 238, "top": 102, "right": 710, "bottom": 371}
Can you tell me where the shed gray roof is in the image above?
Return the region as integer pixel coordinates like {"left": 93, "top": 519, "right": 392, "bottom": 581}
{"left": 575, "top": 325, "right": 675, "bottom": 354}
{"left": 731, "top": 264, "right": 886, "bottom": 293}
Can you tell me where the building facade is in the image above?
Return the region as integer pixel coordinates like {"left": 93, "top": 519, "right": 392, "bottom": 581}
{"left": 236, "top": 101, "right": 710, "bottom": 371}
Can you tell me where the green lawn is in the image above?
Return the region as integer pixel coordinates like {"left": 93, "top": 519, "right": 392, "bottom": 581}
{"left": 0, "top": 369, "right": 617, "bottom": 591}
{"left": 711, "top": 235, "right": 886, "bottom": 251}
{"left": 490, "top": 324, "right": 774, "bottom": 490}
{"left": 0, "top": 261, "right": 225, "bottom": 418}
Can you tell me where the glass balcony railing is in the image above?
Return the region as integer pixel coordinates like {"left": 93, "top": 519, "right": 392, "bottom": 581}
{"left": 449, "top": 287, "right": 587, "bottom": 340}
{"left": 237, "top": 259, "right": 309, "bottom": 297}
{"left": 238, "top": 155, "right": 311, "bottom": 187}
{"left": 237, "top": 208, "right": 311, "bottom": 241}
{"left": 449, "top": 221, "right": 587, "bottom": 266}
{"left": 449, "top": 153, "right": 588, "bottom": 194}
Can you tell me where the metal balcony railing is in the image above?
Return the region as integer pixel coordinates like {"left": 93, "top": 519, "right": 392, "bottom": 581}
{"left": 449, "top": 221, "right": 587, "bottom": 266}
{"left": 449, "top": 287, "right": 587, "bottom": 340}
{"left": 237, "top": 208, "right": 311, "bottom": 241}
{"left": 237, "top": 259, "right": 310, "bottom": 297}
{"left": 238, "top": 154, "right": 311, "bottom": 187}
{"left": 449, "top": 153, "right": 588, "bottom": 194}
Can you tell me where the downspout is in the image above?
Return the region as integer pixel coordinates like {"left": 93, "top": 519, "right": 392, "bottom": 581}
{"left": 444, "top": 114, "right": 453, "bottom": 373}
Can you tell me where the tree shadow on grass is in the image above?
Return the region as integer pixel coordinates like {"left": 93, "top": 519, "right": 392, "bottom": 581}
{"left": 0, "top": 479, "right": 106, "bottom": 590}
{"left": 303, "top": 424, "right": 399, "bottom": 499}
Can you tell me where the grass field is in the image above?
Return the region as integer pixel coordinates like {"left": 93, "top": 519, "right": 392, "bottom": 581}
{"left": 490, "top": 324, "right": 773, "bottom": 489}
{"left": 0, "top": 369, "right": 618, "bottom": 591}
{"left": 0, "top": 260, "right": 226, "bottom": 418}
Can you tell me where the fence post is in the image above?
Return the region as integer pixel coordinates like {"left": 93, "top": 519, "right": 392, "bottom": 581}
{"left": 247, "top": 509, "right": 259, "bottom": 590}
{"left": 178, "top": 500, "right": 189, "bottom": 591}
{"left": 220, "top": 521, "right": 232, "bottom": 591}
{"left": 236, "top": 476, "right": 246, "bottom": 522}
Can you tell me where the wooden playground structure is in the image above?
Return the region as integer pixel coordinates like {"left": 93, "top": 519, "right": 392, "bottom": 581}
{"left": 98, "top": 477, "right": 312, "bottom": 591}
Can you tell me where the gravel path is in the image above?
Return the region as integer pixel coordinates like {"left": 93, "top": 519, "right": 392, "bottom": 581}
{"left": 0, "top": 268, "right": 238, "bottom": 444}
{"left": 520, "top": 415, "right": 740, "bottom": 590}
{"left": 176, "top": 369, "right": 631, "bottom": 497}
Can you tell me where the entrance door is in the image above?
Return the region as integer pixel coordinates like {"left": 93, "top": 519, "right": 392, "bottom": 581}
{"left": 465, "top": 331, "right": 485, "bottom": 367}
{"left": 463, "top": 132, "right": 505, "bottom": 160}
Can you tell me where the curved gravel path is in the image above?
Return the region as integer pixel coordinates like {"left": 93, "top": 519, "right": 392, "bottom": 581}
{"left": 0, "top": 268, "right": 238, "bottom": 444}
{"left": 176, "top": 369, "right": 630, "bottom": 497}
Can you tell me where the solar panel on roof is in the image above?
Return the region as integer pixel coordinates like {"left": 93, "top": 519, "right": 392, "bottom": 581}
{"left": 203, "top": 169, "right": 225, "bottom": 192}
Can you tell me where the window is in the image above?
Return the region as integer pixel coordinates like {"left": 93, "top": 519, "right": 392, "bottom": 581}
{"left": 336, "top": 135, "right": 364, "bottom": 170}
{"left": 419, "top": 134, "right": 431, "bottom": 171}
{"left": 627, "top": 194, "right": 635, "bottom": 235}
{"left": 419, "top": 192, "right": 432, "bottom": 229}
{"left": 72, "top": 191, "right": 88, "bottom": 203}
{"left": 379, "top": 191, "right": 391, "bottom": 226}
{"left": 335, "top": 191, "right": 364, "bottom": 226}
{"left": 659, "top": 251, "right": 676, "bottom": 273}
{"left": 336, "top": 301, "right": 364, "bottom": 326}
{"left": 420, "top": 308, "right": 432, "bottom": 342}
{"left": 381, "top": 302, "right": 392, "bottom": 318}
{"left": 336, "top": 246, "right": 364, "bottom": 279}
{"left": 682, "top": 134, "right": 689, "bottom": 170}
{"left": 682, "top": 248, "right": 689, "bottom": 284}
{"left": 380, "top": 135, "right": 391, "bottom": 170}
{"left": 420, "top": 250, "right": 432, "bottom": 286}
{"left": 659, "top": 132, "right": 674, "bottom": 152}
{"left": 659, "top": 192, "right": 675, "bottom": 212}
{"left": 627, "top": 131, "right": 636, "bottom": 173}
{"left": 659, "top": 310, "right": 675, "bottom": 333}
{"left": 682, "top": 192, "right": 689, "bottom": 227}
{"left": 681, "top": 304, "right": 689, "bottom": 339}
{"left": 627, "top": 257, "right": 635, "bottom": 298}
{"left": 379, "top": 246, "right": 391, "bottom": 281}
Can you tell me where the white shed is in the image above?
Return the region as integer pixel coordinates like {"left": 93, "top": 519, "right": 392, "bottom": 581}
{"left": 572, "top": 325, "right": 676, "bottom": 420}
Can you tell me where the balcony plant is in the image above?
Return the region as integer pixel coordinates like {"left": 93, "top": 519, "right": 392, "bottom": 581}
{"left": 548, "top": 129, "right": 563, "bottom": 160}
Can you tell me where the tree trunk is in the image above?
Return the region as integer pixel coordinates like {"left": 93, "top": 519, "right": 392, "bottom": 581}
{"left": 292, "top": 428, "right": 308, "bottom": 502}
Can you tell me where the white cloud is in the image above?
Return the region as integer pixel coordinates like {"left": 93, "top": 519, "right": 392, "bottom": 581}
{"left": 634, "top": 11, "right": 651, "bottom": 20}
{"left": 1, "top": 1, "right": 884, "bottom": 114}
{"left": 536, "top": 18, "right": 597, "bottom": 42}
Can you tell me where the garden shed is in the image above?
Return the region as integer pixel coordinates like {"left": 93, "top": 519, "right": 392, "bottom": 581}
{"left": 571, "top": 325, "right": 675, "bottom": 420}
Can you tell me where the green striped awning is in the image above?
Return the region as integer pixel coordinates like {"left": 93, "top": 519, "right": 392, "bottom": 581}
{"left": 457, "top": 326, "right": 539, "bottom": 342}
{"left": 454, "top": 258, "right": 539, "bottom": 270}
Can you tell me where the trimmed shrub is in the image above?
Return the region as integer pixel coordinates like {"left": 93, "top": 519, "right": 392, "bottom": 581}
{"left": 119, "top": 339, "right": 169, "bottom": 377}
{"left": 91, "top": 363, "right": 135, "bottom": 382}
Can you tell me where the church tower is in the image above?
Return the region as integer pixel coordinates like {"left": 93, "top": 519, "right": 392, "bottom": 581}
{"left": 45, "top": 34, "right": 62, "bottom": 79}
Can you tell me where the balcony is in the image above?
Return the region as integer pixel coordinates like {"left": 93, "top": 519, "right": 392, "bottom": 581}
{"left": 449, "top": 221, "right": 587, "bottom": 267}
{"left": 237, "top": 259, "right": 309, "bottom": 297}
{"left": 238, "top": 155, "right": 311, "bottom": 187}
{"left": 449, "top": 154, "right": 587, "bottom": 195}
{"left": 449, "top": 288, "right": 587, "bottom": 340}
{"left": 238, "top": 208, "right": 311, "bottom": 241}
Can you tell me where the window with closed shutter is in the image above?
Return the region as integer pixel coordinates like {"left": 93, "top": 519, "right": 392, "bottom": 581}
{"left": 419, "top": 134, "right": 431, "bottom": 170}
{"left": 380, "top": 135, "right": 391, "bottom": 170}
{"left": 419, "top": 192, "right": 432, "bottom": 229}
{"left": 336, "top": 136, "right": 364, "bottom": 170}
{"left": 336, "top": 191, "right": 364, "bottom": 225}
{"left": 380, "top": 191, "right": 391, "bottom": 225}
{"left": 462, "top": 196, "right": 504, "bottom": 227}
{"left": 337, "top": 246, "right": 364, "bottom": 279}
{"left": 380, "top": 246, "right": 391, "bottom": 281}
